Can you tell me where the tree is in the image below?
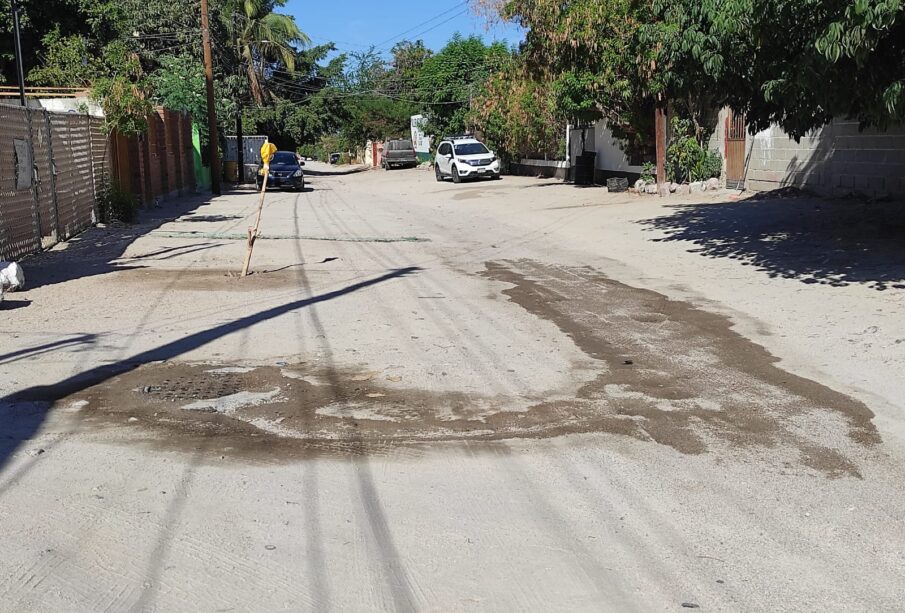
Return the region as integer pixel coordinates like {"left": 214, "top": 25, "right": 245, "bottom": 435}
{"left": 493, "top": 0, "right": 653, "bottom": 131}
{"left": 416, "top": 34, "right": 509, "bottom": 138}
{"left": 28, "top": 29, "right": 97, "bottom": 87}
{"left": 151, "top": 54, "right": 207, "bottom": 141}
{"left": 224, "top": 0, "right": 309, "bottom": 105}
{"left": 649, "top": 0, "right": 905, "bottom": 138}
{"left": 471, "top": 55, "right": 561, "bottom": 161}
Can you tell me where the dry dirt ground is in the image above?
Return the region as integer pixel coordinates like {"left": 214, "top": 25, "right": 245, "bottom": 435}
{"left": 1, "top": 162, "right": 904, "bottom": 611}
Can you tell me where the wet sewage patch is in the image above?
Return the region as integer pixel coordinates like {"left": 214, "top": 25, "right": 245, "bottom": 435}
{"left": 480, "top": 259, "right": 880, "bottom": 477}
{"left": 50, "top": 259, "right": 879, "bottom": 474}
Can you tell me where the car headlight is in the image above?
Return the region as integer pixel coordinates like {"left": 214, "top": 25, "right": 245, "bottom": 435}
{"left": 293, "top": 169, "right": 303, "bottom": 177}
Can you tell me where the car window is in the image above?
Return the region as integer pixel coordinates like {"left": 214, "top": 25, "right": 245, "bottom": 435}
{"left": 439, "top": 143, "right": 451, "bottom": 155}
{"left": 397, "top": 140, "right": 413, "bottom": 150}
{"left": 454, "top": 143, "right": 490, "bottom": 156}
{"left": 271, "top": 152, "right": 297, "bottom": 164}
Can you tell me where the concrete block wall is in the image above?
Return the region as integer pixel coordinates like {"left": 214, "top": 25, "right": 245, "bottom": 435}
{"left": 745, "top": 119, "right": 905, "bottom": 198}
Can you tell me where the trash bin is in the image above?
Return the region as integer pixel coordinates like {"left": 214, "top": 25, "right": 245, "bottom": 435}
{"left": 223, "top": 161, "right": 239, "bottom": 182}
{"left": 243, "top": 164, "right": 259, "bottom": 184}
{"left": 574, "top": 152, "right": 596, "bottom": 185}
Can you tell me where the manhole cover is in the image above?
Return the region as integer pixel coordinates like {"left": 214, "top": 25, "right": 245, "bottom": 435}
{"left": 140, "top": 374, "right": 243, "bottom": 402}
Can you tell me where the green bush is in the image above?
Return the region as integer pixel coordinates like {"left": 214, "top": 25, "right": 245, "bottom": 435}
{"left": 640, "top": 161, "right": 656, "bottom": 183}
{"left": 699, "top": 149, "right": 723, "bottom": 181}
{"left": 666, "top": 117, "right": 722, "bottom": 183}
{"left": 97, "top": 182, "right": 138, "bottom": 224}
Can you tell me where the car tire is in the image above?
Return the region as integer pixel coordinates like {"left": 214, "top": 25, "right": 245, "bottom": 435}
{"left": 435, "top": 164, "right": 443, "bottom": 182}
{"left": 452, "top": 165, "right": 461, "bottom": 183}
{"left": 491, "top": 174, "right": 501, "bottom": 181}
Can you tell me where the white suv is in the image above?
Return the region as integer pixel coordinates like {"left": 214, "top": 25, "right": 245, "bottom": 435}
{"left": 434, "top": 136, "right": 501, "bottom": 183}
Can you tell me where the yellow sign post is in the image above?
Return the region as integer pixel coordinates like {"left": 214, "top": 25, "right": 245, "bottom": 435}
{"left": 241, "top": 142, "right": 279, "bottom": 277}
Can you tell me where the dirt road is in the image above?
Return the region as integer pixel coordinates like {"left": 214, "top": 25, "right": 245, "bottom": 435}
{"left": 2, "top": 164, "right": 904, "bottom": 611}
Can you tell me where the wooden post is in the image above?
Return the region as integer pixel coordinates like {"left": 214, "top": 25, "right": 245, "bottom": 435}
{"left": 200, "top": 0, "right": 221, "bottom": 195}
{"left": 241, "top": 143, "right": 276, "bottom": 277}
{"left": 240, "top": 171, "right": 268, "bottom": 277}
{"left": 655, "top": 99, "right": 667, "bottom": 189}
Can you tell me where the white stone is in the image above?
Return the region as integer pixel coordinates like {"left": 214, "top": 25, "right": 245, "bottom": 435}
{"left": 645, "top": 183, "right": 658, "bottom": 195}
{"left": 707, "top": 178, "right": 721, "bottom": 191}
{"left": 669, "top": 182, "right": 679, "bottom": 193}
{"left": 689, "top": 181, "right": 704, "bottom": 193}
{"left": 634, "top": 179, "right": 646, "bottom": 191}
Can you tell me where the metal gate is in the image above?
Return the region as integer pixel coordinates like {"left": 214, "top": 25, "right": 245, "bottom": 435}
{"left": 0, "top": 104, "right": 106, "bottom": 261}
{"left": 31, "top": 112, "right": 59, "bottom": 246}
{"left": 0, "top": 105, "right": 41, "bottom": 260}
{"left": 48, "top": 113, "right": 98, "bottom": 241}
{"left": 725, "top": 110, "right": 747, "bottom": 189}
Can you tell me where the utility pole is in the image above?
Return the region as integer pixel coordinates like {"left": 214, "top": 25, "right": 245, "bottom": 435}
{"left": 655, "top": 98, "right": 667, "bottom": 189}
{"left": 201, "top": 0, "right": 221, "bottom": 195}
{"left": 234, "top": 12, "right": 244, "bottom": 185}
{"left": 10, "top": 0, "right": 27, "bottom": 106}
{"left": 236, "top": 112, "right": 244, "bottom": 184}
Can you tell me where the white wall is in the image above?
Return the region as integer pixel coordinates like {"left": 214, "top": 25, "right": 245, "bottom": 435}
{"left": 37, "top": 97, "right": 104, "bottom": 117}
{"left": 569, "top": 120, "right": 644, "bottom": 175}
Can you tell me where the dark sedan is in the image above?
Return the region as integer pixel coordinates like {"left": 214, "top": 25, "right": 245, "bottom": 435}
{"left": 257, "top": 151, "right": 305, "bottom": 190}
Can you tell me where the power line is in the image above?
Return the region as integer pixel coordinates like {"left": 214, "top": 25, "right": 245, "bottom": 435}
{"left": 380, "top": 8, "right": 470, "bottom": 52}
{"left": 373, "top": 2, "right": 467, "bottom": 50}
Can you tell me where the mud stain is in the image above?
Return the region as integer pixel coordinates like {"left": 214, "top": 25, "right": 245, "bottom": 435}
{"left": 53, "top": 259, "right": 878, "bottom": 475}
{"left": 481, "top": 260, "right": 879, "bottom": 477}
{"left": 113, "top": 268, "right": 321, "bottom": 291}
{"left": 61, "top": 361, "right": 659, "bottom": 462}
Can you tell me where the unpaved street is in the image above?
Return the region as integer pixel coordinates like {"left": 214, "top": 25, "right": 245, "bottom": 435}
{"left": 2, "top": 164, "right": 904, "bottom": 611}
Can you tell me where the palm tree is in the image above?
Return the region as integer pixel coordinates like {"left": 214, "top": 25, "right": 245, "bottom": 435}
{"left": 227, "top": 0, "right": 309, "bottom": 105}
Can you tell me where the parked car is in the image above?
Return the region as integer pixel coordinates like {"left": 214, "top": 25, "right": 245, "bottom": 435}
{"left": 434, "top": 136, "right": 501, "bottom": 183}
{"left": 257, "top": 151, "right": 305, "bottom": 191}
{"left": 329, "top": 152, "right": 341, "bottom": 164}
{"left": 382, "top": 139, "right": 418, "bottom": 170}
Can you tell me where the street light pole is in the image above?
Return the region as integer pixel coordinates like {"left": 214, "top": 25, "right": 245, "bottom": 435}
{"left": 10, "top": 0, "right": 27, "bottom": 106}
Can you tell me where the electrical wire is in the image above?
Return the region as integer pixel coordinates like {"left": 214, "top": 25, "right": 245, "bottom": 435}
{"left": 372, "top": 2, "right": 468, "bottom": 50}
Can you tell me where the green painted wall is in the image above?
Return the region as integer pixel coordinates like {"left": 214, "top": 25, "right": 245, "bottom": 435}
{"left": 192, "top": 123, "right": 211, "bottom": 190}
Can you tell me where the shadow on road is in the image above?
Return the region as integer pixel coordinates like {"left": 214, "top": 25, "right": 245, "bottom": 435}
{"left": 640, "top": 195, "right": 905, "bottom": 290}
{"left": 0, "top": 299, "right": 32, "bottom": 311}
{"left": 0, "top": 266, "right": 421, "bottom": 485}
{"left": 23, "top": 191, "right": 221, "bottom": 291}
{"left": 0, "top": 334, "right": 98, "bottom": 365}
{"left": 303, "top": 166, "right": 369, "bottom": 177}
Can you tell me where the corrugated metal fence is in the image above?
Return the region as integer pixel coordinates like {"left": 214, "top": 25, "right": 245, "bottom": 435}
{"left": 0, "top": 104, "right": 109, "bottom": 261}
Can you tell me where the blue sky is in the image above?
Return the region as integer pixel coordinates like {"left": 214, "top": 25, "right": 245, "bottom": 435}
{"left": 283, "top": 0, "right": 524, "bottom": 57}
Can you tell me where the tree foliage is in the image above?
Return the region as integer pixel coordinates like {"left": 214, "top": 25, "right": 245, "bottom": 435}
{"left": 486, "top": 0, "right": 905, "bottom": 145}
{"left": 416, "top": 34, "right": 509, "bottom": 138}
{"left": 470, "top": 56, "right": 561, "bottom": 160}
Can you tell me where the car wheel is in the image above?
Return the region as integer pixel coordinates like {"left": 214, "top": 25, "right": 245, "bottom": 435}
{"left": 492, "top": 174, "right": 501, "bottom": 181}
{"left": 452, "top": 165, "right": 461, "bottom": 183}
{"left": 435, "top": 164, "right": 443, "bottom": 182}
